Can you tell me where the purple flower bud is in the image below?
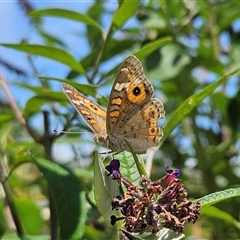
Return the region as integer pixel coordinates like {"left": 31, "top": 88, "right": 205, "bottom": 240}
{"left": 106, "top": 159, "right": 120, "bottom": 175}
{"left": 153, "top": 204, "right": 162, "bottom": 214}
{"left": 172, "top": 169, "right": 180, "bottom": 178}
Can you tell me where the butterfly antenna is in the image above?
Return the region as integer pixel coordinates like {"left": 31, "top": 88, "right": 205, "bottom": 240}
{"left": 53, "top": 129, "right": 93, "bottom": 134}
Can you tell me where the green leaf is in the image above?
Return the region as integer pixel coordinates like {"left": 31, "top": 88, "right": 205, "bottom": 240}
{"left": 103, "top": 38, "right": 138, "bottom": 62}
{"left": 0, "top": 113, "right": 14, "bottom": 124}
{"left": 23, "top": 91, "right": 65, "bottom": 117}
{"left": 112, "top": 0, "right": 140, "bottom": 29}
{"left": 0, "top": 232, "right": 22, "bottom": 240}
{"left": 25, "top": 235, "right": 50, "bottom": 240}
{"left": 211, "top": 92, "right": 229, "bottom": 118}
{"left": 201, "top": 205, "right": 240, "bottom": 229}
{"left": 93, "top": 152, "right": 120, "bottom": 219}
{"left": 147, "top": 43, "right": 191, "bottom": 81}
{"left": 134, "top": 36, "right": 172, "bottom": 59}
{"left": 15, "top": 198, "right": 44, "bottom": 235}
{"left": 218, "top": 4, "right": 240, "bottom": 29}
{"left": 23, "top": 97, "right": 50, "bottom": 117}
{"left": 33, "top": 77, "right": 98, "bottom": 96}
{"left": 29, "top": 8, "right": 103, "bottom": 33}
{"left": 101, "top": 38, "right": 172, "bottom": 86}
{"left": 193, "top": 187, "right": 240, "bottom": 206}
{"left": 161, "top": 67, "right": 240, "bottom": 144}
{"left": 0, "top": 43, "right": 85, "bottom": 74}
{"left": 33, "top": 156, "right": 87, "bottom": 240}
{"left": 84, "top": 225, "right": 107, "bottom": 240}
{"left": 142, "top": 12, "right": 167, "bottom": 29}
{"left": 7, "top": 142, "right": 42, "bottom": 164}
{"left": 16, "top": 83, "right": 62, "bottom": 96}
{"left": 114, "top": 152, "right": 142, "bottom": 186}
{"left": 0, "top": 124, "right": 13, "bottom": 151}
{"left": 39, "top": 29, "right": 65, "bottom": 46}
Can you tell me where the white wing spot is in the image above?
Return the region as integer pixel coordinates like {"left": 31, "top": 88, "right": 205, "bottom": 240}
{"left": 115, "top": 82, "right": 131, "bottom": 91}
{"left": 133, "top": 78, "right": 144, "bottom": 84}
{"left": 121, "top": 67, "right": 128, "bottom": 73}
{"left": 72, "top": 99, "right": 83, "bottom": 105}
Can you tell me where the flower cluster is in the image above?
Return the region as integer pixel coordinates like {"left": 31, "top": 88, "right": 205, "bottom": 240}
{"left": 106, "top": 160, "right": 201, "bottom": 233}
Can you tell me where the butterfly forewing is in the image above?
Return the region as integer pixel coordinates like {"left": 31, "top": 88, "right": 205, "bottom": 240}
{"left": 62, "top": 83, "right": 107, "bottom": 135}
{"left": 106, "top": 56, "right": 154, "bottom": 134}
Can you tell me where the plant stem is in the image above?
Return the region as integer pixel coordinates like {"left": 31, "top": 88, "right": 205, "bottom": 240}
{"left": 0, "top": 155, "right": 24, "bottom": 238}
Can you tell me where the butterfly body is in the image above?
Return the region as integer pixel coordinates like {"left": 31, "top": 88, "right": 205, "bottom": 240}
{"left": 62, "top": 55, "right": 165, "bottom": 154}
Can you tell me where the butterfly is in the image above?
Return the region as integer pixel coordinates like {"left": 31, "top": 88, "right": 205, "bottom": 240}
{"left": 62, "top": 55, "right": 165, "bottom": 154}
